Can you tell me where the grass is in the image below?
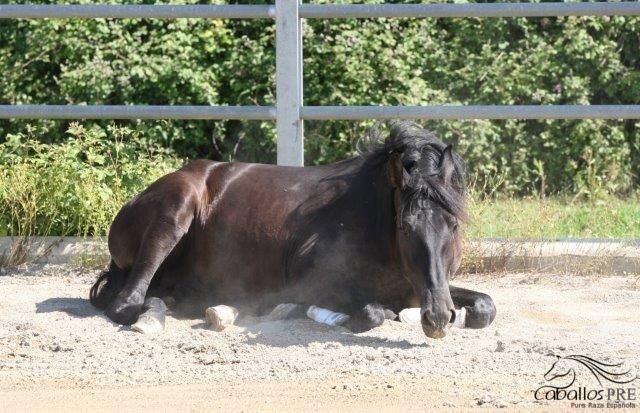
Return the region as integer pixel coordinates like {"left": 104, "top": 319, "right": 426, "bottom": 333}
{"left": 466, "top": 195, "right": 640, "bottom": 240}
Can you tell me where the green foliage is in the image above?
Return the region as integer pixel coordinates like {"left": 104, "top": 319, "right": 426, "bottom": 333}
{"left": 0, "top": 0, "right": 638, "bottom": 196}
{"left": 301, "top": 2, "right": 640, "bottom": 195}
{"left": 0, "top": 0, "right": 277, "bottom": 162}
{"left": 0, "top": 123, "right": 181, "bottom": 236}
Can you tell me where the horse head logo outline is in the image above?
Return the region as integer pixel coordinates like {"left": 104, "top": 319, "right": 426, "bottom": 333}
{"left": 543, "top": 355, "right": 637, "bottom": 388}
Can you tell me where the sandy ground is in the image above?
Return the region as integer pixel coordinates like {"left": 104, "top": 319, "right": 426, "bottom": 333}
{"left": 0, "top": 264, "right": 639, "bottom": 412}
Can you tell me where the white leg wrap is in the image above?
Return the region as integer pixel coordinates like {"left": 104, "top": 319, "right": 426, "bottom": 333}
{"left": 397, "top": 307, "right": 468, "bottom": 329}
{"left": 205, "top": 305, "right": 239, "bottom": 331}
{"left": 398, "top": 308, "right": 421, "bottom": 325}
{"left": 450, "top": 307, "right": 467, "bottom": 329}
{"left": 306, "top": 305, "right": 350, "bottom": 326}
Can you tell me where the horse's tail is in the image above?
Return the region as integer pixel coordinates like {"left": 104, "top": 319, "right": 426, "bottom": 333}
{"left": 89, "top": 260, "right": 129, "bottom": 310}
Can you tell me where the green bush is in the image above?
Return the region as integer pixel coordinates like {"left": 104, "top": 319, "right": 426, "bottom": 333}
{"left": 0, "top": 123, "right": 181, "bottom": 236}
{"left": 0, "top": 0, "right": 638, "bottom": 196}
{"left": 0, "top": 0, "right": 277, "bottom": 162}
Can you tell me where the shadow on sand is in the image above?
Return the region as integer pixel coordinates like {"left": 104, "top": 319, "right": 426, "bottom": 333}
{"left": 36, "top": 297, "right": 427, "bottom": 349}
{"left": 36, "top": 297, "right": 102, "bottom": 319}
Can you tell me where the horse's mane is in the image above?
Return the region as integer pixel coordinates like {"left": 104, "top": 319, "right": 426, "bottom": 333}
{"left": 563, "top": 355, "right": 636, "bottom": 385}
{"left": 360, "top": 122, "right": 467, "bottom": 221}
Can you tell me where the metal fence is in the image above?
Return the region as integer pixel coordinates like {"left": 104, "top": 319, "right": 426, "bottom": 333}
{"left": 1, "top": 2, "right": 640, "bottom": 166}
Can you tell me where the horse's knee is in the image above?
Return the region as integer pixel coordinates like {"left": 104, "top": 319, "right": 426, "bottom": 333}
{"left": 466, "top": 293, "right": 496, "bottom": 329}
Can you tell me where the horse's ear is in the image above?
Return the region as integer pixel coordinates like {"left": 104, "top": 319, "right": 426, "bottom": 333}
{"left": 439, "top": 145, "right": 456, "bottom": 184}
{"left": 387, "top": 152, "right": 409, "bottom": 189}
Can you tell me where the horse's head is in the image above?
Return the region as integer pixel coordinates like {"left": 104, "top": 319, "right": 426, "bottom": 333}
{"left": 544, "top": 356, "right": 574, "bottom": 383}
{"left": 385, "top": 123, "right": 466, "bottom": 339}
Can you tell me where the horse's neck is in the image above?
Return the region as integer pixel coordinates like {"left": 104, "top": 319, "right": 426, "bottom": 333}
{"left": 346, "top": 159, "right": 396, "bottom": 238}
{"left": 302, "top": 157, "right": 396, "bottom": 240}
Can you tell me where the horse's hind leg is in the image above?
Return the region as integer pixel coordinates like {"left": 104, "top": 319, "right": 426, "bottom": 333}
{"left": 449, "top": 286, "right": 496, "bottom": 329}
{"left": 106, "top": 217, "right": 191, "bottom": 325}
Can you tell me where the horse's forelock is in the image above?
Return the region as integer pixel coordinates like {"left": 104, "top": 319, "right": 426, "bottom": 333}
{"left": 363, "top": 122, "right": 467, "bottom": 221}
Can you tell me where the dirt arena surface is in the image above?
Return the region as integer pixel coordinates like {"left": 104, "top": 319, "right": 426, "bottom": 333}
{"left": 0, "top": 264, "right": 638, "bottom": 412}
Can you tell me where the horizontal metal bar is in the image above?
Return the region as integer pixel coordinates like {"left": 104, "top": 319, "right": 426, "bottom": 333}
{"left": 300, "top": 3, "right": 640, "bottom": 18}
{"left": 0, "top": 105, "right": 276, "bottom": 120}
{"left": 0, "top": 5, "right": 275, "bottom": 19}
{"left": 3, "top": 105, "right": 639, "bottom": 121}
{"left": 3, "top": 3, "right": 638, "bottom": 20}
{"left": 301, "top": 105, "right": 640, "bottom": 120}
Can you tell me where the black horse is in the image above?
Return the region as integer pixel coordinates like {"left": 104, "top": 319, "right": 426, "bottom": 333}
{"left": 90, "top": 123, "right": 495, "bottom": 339}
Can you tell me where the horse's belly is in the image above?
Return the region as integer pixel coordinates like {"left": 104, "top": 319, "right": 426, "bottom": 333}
{"left": 187, "top": 218, "right": 288, "bottom": 305}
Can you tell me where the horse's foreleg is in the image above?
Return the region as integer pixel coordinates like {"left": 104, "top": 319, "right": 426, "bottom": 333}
{"left": 449, "top": 285, "right": 496, "bottom": 329}
{"left": 264, "top": 302, "right": 396, "bottom": 333}
{"left": 105, "top": 219, "right": 189, "bottom": 325}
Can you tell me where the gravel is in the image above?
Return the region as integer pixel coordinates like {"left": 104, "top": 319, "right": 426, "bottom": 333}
{"left": 0, "top": 264, "right": 638, "bottom": 411}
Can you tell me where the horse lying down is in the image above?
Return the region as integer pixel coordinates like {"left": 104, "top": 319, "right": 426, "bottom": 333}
{"left": 90, "top": 123, "right": 496, "bottom": 340}
{"left": 129, "top": 300, "right": 468, "bottom": 334}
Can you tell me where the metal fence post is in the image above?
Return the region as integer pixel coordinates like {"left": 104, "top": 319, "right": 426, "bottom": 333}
{"left": 276, "top": 0, "right": 304, "bottom": 167}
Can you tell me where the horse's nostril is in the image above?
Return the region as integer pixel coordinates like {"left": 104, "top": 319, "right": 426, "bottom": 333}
{"left": 420, "top": 311, "right": 434, "bottom": 326}
{"left": 421, "top": 310, "right": 451, "bottom": 330}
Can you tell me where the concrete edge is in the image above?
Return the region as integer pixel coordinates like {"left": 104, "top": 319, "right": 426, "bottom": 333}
{"left": 463, "top": 239, "right": 640, "bottom": 275}
{"left": 0, "top": 236, "right": 109, "bottom": 265}
{"left": 1, "top": 236, "right": 639, "bottom": 275}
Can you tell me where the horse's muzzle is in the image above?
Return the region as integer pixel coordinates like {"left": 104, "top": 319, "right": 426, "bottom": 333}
{"left": 421, "top": 288, "right": 454, "bottom": 339}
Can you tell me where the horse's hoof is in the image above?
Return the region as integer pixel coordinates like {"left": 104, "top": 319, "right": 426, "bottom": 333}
{"left": 131, "top": 314, "right": 164, "bottom": 334}
{"left": 105, "top": 302, "right": 142, "bottom": 325}
{"left": 266, "top": 303, "right": 305, "bottom": 321}
{"left": 205, "top": 305, "right": 238, "bottom": 331}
